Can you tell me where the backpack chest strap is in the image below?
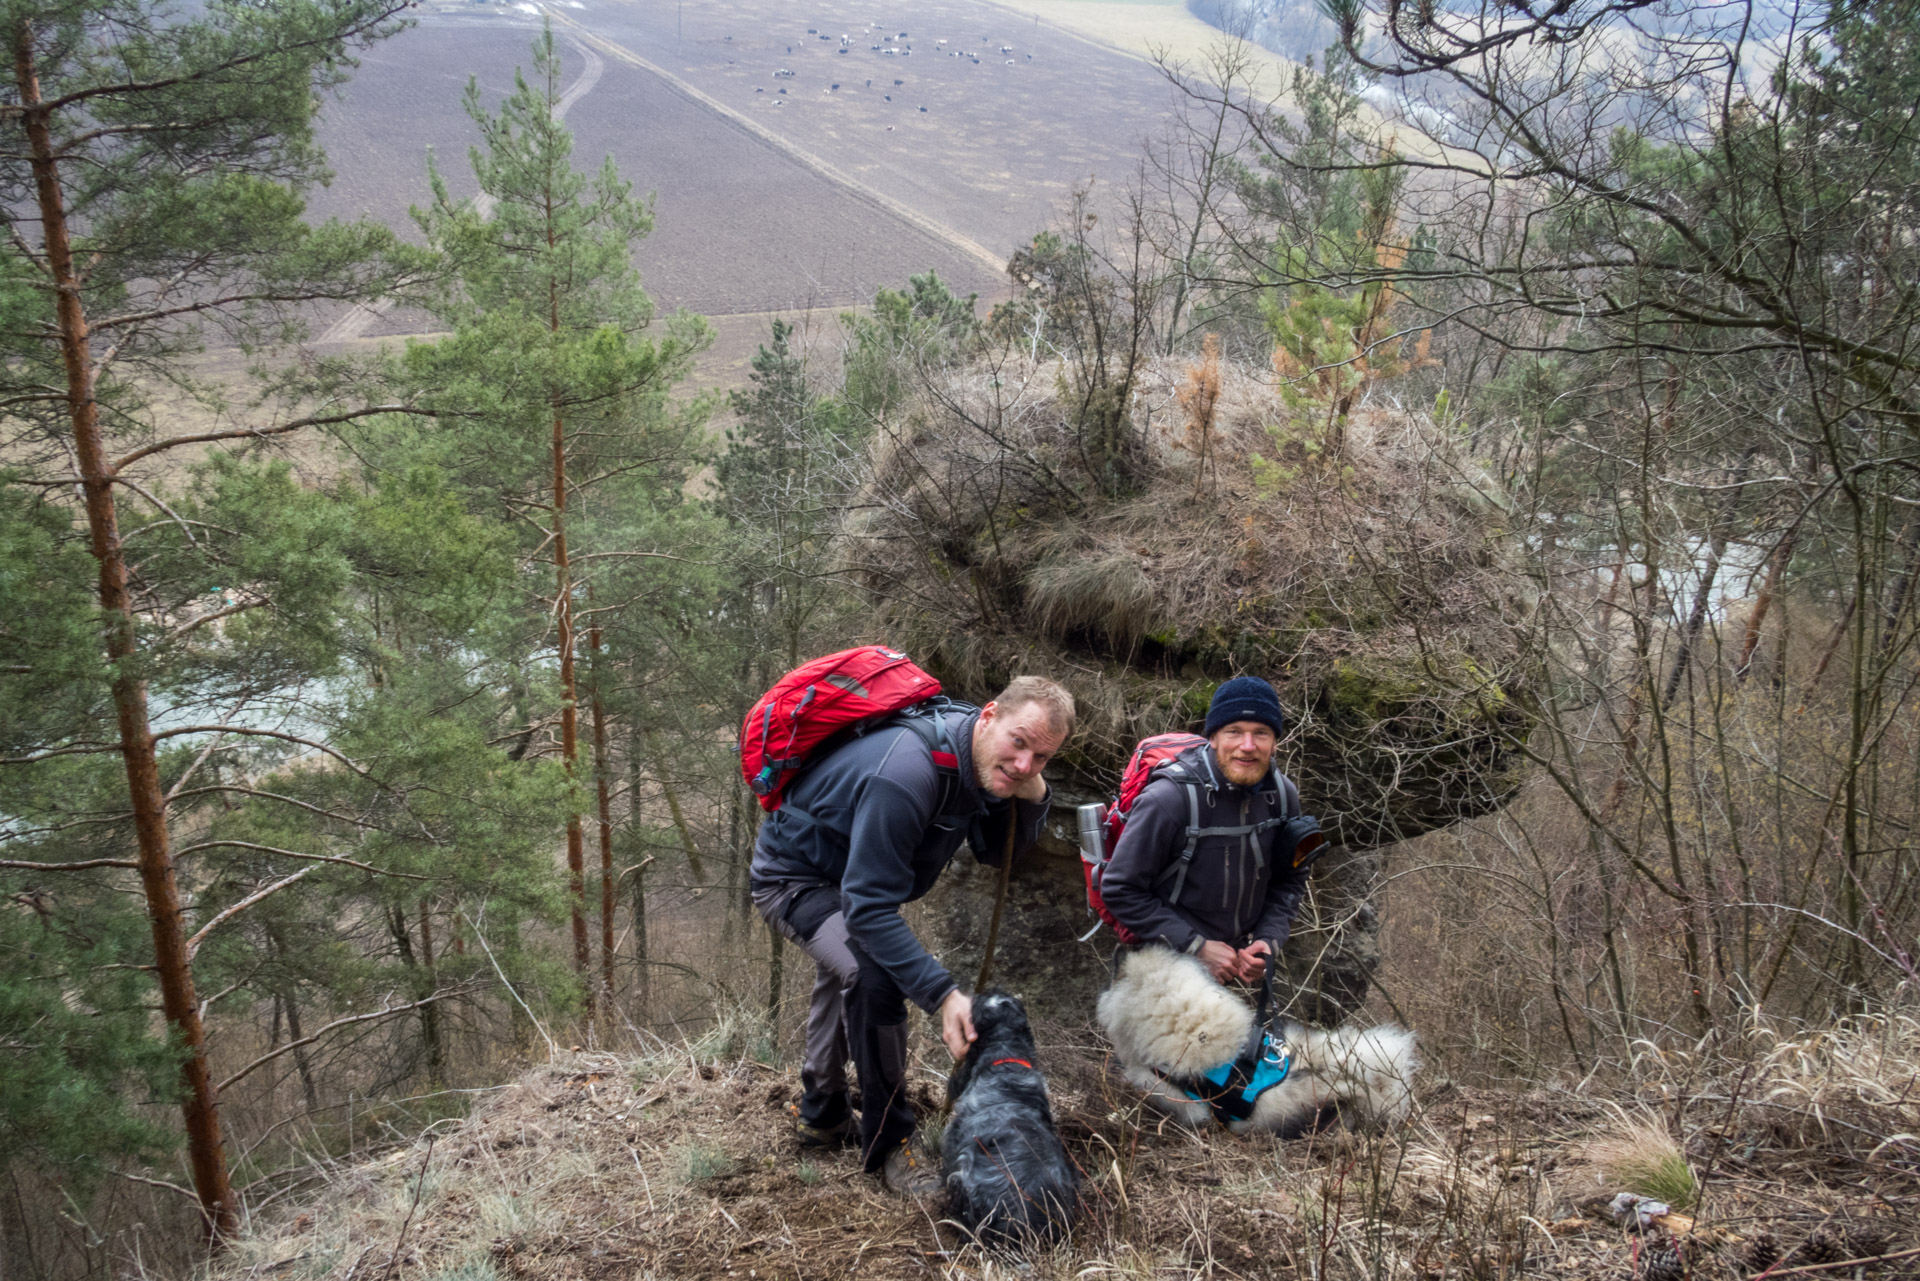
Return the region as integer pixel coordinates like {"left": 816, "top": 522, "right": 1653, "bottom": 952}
{"left": 1163, "top": 780, "right": 1289, "bottom": 905}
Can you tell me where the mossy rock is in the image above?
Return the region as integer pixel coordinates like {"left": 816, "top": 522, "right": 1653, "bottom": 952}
{"left": 850, "top": 360, "right": 1532, "bottom": 1014}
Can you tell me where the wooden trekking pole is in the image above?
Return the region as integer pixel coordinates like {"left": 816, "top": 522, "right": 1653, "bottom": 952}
{"left": 974, "top": 819, "right": 1018, "bottom": 990}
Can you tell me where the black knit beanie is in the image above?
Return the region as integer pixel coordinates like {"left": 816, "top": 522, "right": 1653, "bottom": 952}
{"left": 1203, "top": 676, "right": 1285, "bottom": 737}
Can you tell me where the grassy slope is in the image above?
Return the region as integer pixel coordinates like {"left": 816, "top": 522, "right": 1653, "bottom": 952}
{"left": 216, "top": 1006, "right": 1918, "bottom": 1281}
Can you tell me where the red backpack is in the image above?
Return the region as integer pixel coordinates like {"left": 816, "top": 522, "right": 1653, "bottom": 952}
{"left": 740, "top": 646, "right": 961, "bottom": 812}
{"left": 1081, "top": 733, "right": 1206, "bottom": 944}
{"left": 1081, "top": 733, "right": 1314, "bottom": 945}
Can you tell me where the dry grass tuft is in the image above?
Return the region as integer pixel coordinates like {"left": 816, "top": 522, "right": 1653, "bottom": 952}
{"left": 843, "top": 351, "right": 1529, "bottom": 809}
{"left": 1025, "top": 544, "right": 1159, "bottom": 652}
{"left": 1582, "top": 1108, "right": 1698, "bottom": 1209}
{"left": 1743, "top": 1000, "right": 1920, "bottom": 1171}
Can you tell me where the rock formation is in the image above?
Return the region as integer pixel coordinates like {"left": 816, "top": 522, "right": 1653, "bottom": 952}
{"left": 849, "top": 353, "right": 1529, "bottom": 1024}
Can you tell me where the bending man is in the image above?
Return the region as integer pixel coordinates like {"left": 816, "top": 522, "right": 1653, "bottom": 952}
{"left": 750, "top": 676, "right": 1073, "bottom": 1194}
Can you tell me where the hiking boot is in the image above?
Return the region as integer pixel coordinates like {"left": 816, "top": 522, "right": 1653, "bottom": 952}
{"left": 787, "top": 1103, "right": 852, "bottom": 1149}
{"left": 879, "top": 1138, "right": 941, "bottom": 1198}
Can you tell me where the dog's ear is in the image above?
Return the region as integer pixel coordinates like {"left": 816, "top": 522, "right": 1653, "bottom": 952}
{"left": 947, "top": 1048, "right": 977, "bottom": 1105}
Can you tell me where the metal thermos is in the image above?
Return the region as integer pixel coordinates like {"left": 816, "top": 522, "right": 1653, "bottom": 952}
{"left": 1076, "top": 803, "right": 1108, "bottom": 861}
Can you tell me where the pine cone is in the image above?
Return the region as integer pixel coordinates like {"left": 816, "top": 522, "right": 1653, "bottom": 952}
{"left": 1643, "top": 1243, "right": 1686, "bottom": 1281}
{"left": 1845, "top": 1225, "right": 1890, "bottom": 1261}
{"left": 1745, "top": 1230, "right": 1781, "bottom": 1272}
{"left": 1798, "top": 1227, "right": 1846, "bottom": 1265}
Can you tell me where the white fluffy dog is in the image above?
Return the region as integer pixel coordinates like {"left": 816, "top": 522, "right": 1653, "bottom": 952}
{"left": 1096, "top": 946, "right": 1417, "bottom": 1135}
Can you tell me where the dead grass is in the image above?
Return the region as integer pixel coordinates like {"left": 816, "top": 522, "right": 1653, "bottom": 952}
{"left": 1742, "top": 1000, "right": 1920, "bottom": 1168}
{"left": 843, "top": 350, "right": 1529, "bottom": 852}
{"left": 211, "top": 1001, "right": 1920, "bottom": 1281}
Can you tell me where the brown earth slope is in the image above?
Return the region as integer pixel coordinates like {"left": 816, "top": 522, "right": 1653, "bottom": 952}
{"left": 218, "top": 1006, "right": 1919, "bottom": 1281}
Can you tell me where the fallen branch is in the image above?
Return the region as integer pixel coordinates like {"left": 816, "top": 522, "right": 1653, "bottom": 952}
{"left": 1749, "top": 1245, "right": 1920, "bottom": 1279}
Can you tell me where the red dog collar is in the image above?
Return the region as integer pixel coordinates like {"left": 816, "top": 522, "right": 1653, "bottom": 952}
{"left": 990, "top": 1057, "right": 1033, "bottom": 1070}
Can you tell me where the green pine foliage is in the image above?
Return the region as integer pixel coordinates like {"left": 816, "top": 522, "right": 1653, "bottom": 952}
{"left": 717, "top": 319, "right": 867, "bottom": 668}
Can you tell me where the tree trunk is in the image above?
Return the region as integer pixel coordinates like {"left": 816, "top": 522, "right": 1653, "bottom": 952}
{"left": 10, "top": 18, "right": 236, "bottom": 1243}
{"left": 282, "top": 992, "right": 320, "bottom": 1114}
{"left": 1878, "top": 520, "right": 1920, "bottom": 654}
{"left": 766, "top": 919, "right": 784, "bottom": 1029}
{"left": 418, "top": 899, "right": 445, "bottom": 1085}
{"left": 1797, "top": 596, "right": 1858, "bottom": 713}
{"left": 643, "top": 727, "right": 706, "bottom": 882}
{"left": 627, "top": 730, "right": 650, "bottom": 1019}
{"left": 589, "top": 622, "right": 616, "bottom": 1032}
{"left": 1662, "top": 449, "right": 1756, "bottom": 707}
{"left": 1735, "top": 526, "right": 1797, "bottom": 678}
{"left": 551, "top": 313, "right": 591, "bottom": 1021}
{"left": 265, "top": 925, "right": 320, "bottom": 1111}
{"left": 725, "top": 783, "right": 745, "bottom": 946}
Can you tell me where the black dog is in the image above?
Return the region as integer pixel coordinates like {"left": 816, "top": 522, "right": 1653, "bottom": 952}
{"left": 941, "top": 991, "right": 1079, "bottom": 1249}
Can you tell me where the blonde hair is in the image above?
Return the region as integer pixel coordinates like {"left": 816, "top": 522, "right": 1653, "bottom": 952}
{"left": 991, "top": 676, "right": 1076, "bottom": 737}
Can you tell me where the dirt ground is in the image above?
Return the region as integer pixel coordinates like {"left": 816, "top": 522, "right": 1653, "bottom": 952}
{"left": 218, "top": 1013, "right": 1919, "bottom": 1281}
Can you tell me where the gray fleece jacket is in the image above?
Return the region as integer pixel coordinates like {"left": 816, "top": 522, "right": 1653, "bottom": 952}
{"left": 1100, "top": 744, "right": 1308, "bottom": 955}
{"left": 748, "top": 707, "right": 1049, "bottom": 1012}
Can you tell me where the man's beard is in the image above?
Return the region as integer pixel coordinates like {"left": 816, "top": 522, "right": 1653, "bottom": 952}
{"left": 1220, "top": 758, "right": 1269, "bottom": 786}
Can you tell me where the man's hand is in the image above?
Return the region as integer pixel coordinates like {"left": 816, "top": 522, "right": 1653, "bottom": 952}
{"left": 940, "top": 988, "right": 976, "bottom": 1060}
{"left": 1011, "top": 771, "right": 1049, "bottom": 802}
{"left": 1235, "top": 940, "right": 1273, "bottom": 983}
{"left": 1197, "top": 939, "right": 1240, "bottom": 982}
{"left": 1200, "top": 939, "right": 1273, "bottom": 983}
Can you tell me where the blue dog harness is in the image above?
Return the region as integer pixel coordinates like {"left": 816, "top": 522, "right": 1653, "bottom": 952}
{"left": 1158, "top": 962, "right": 1295, "bottom": 1126}
{"left": 1193, "top": 1031, "right": 1292, "bottom": 1119}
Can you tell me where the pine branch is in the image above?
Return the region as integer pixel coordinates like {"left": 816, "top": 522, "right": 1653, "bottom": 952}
{"left": 170, "top": 840, "right": 428, "bottom": 881}
{"left": 185, "top": 867, "right": 314, "bottom": 960}
{"left": 215, "top": 989, "right": 468, "bottom": 1092}
{"left": 149, "top": 725, "right": 376, "bottom": 781}
{"left": 0, "top": 857, "right": 138, "bottom": 870}
{"left": 113, "top": 405, "right": 439, "bottom": 472}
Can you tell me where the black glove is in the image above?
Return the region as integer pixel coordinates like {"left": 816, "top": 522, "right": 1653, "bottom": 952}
{"left": 1277, "top": 815, "right": 1326, "bottom": 870}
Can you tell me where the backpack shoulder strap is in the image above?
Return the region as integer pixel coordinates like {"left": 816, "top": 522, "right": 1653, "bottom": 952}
{"left": 1275, "top": 769, "right": 1301, "bottom": 818}
{"left": 1162, "top": 774, "right": 1205, "bottom": 908}
{"left": 889, "top": 702, "right": 965, "bottom": 820}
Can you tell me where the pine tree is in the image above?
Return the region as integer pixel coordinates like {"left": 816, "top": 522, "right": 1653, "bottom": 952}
{"left": 408, "top": 22, "right": 711, "bottom": 1030}
{"left": 718, "top": 320, "right": 865, "bottom": 668}
{"left": 0, "top": 0, "right": 415, "bottom": 1239}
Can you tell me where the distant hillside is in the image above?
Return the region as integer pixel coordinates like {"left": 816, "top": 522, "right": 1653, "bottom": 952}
{"left": 304, "top": 0, "right": 1207, "bottom": 327}
{"left": 1188, "top": 0, "right": 1339, "bottom": 60}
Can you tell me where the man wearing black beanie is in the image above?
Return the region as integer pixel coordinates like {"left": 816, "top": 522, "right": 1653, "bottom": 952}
{"left": 1101, "top": 676, "right": 1315, "bottom": 985}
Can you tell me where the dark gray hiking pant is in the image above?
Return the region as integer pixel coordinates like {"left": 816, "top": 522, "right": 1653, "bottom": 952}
{"left": 752, "top": 880, "right": 914, "bottom": 1169}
